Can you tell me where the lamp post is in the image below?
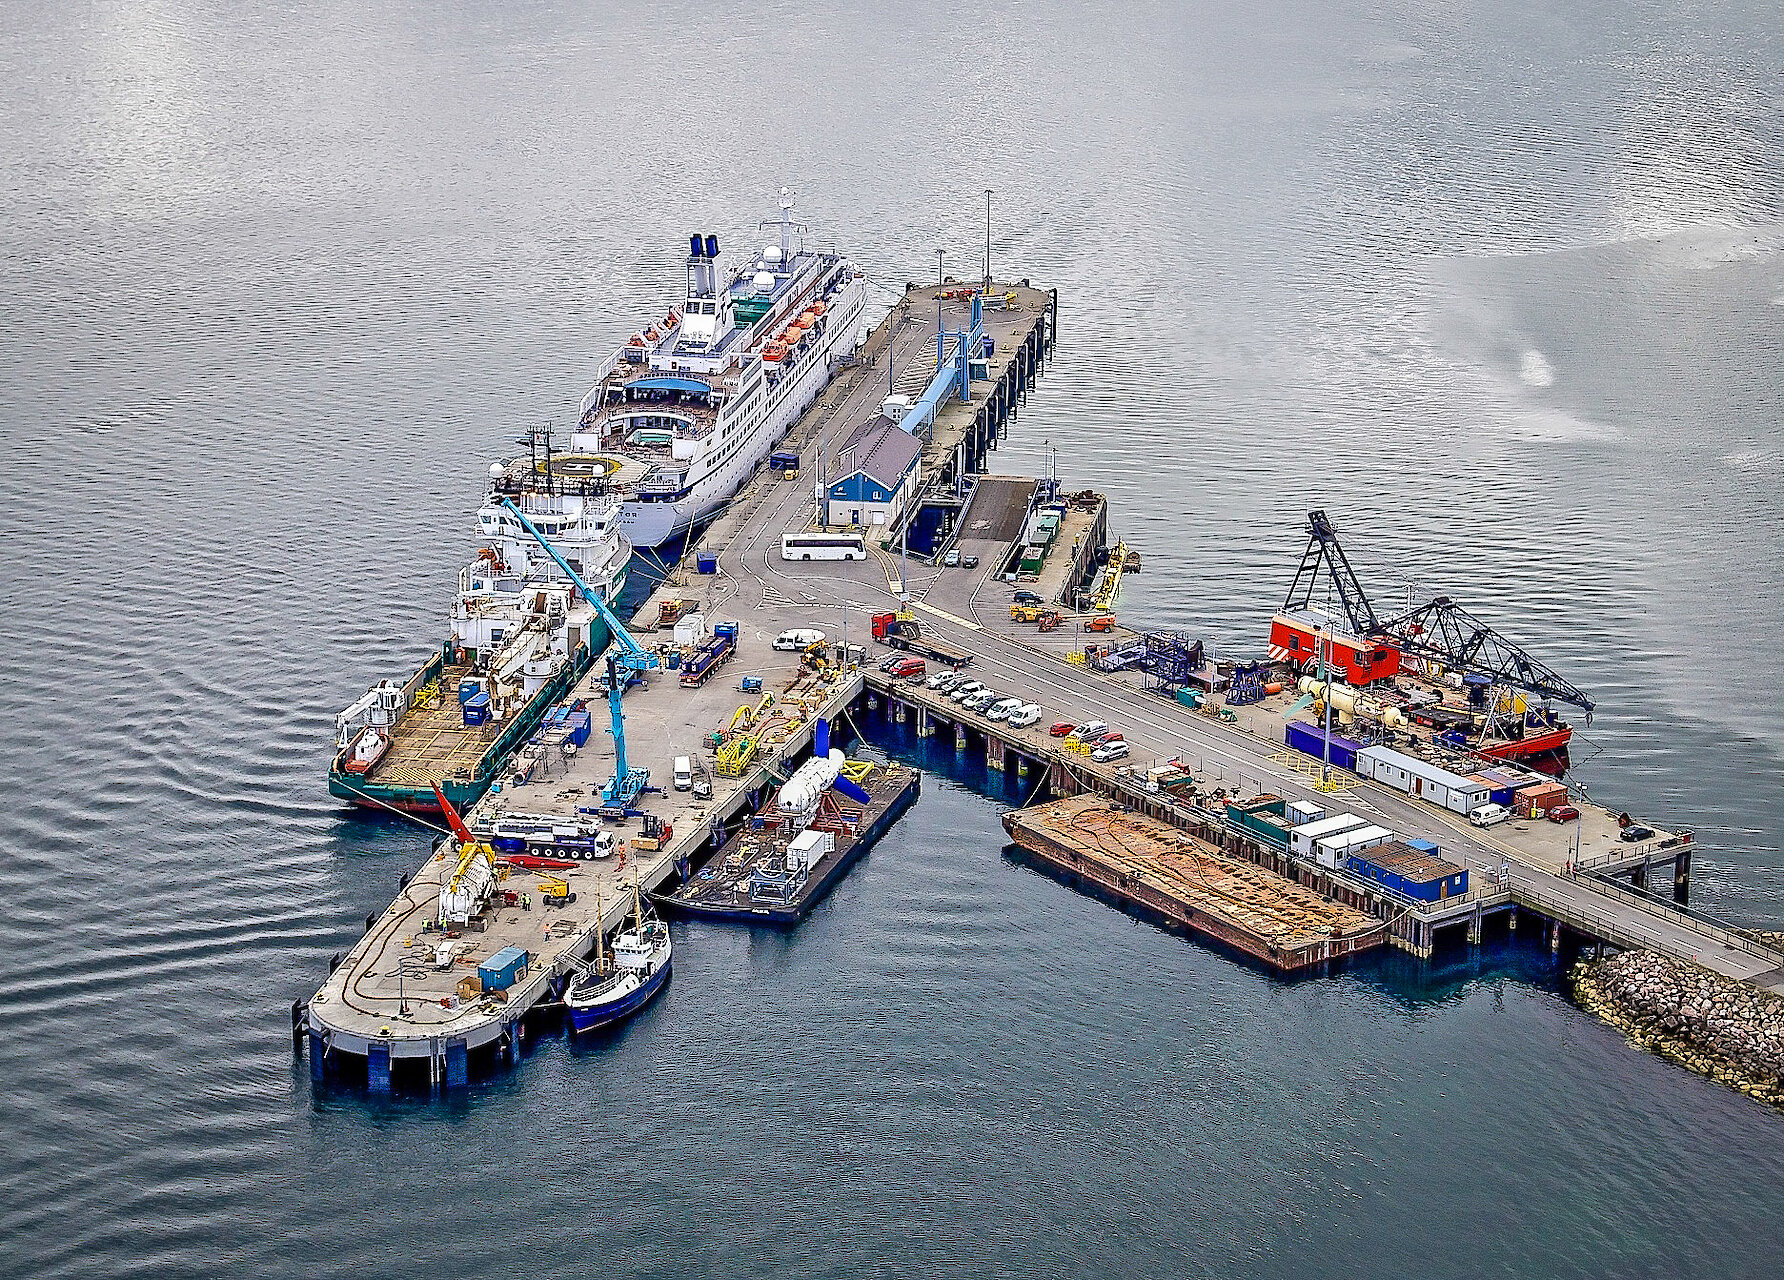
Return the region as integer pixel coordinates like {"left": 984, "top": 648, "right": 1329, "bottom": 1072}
{"left": 984, "top": 188, "right": 993, "bottom": 291}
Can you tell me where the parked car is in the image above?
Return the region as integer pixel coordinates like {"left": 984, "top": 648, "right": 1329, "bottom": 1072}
{"left": 692, "top": 776, "right": 712, "bottom": 800}
{"left": 1619, "top": 824, "right": 1656, "bottom": 843}
{"left": 944, "top": 548, "right": 961, "bottom": 567}
{"left": 963, "top": 688, "right": 1004, "bottom": 712}
{"left": 1546, "top": 804, "right": 1580, "bottom": 823}
{"left": 1007, "top": 704, "right": 1042, "bottom": 728}
{"left": 1048, "top": 720, "right": 1078, "bottom": 737}
{"left": 1469, "top": 803, "right": 1512, "bottom": 828}
{"left": 878, "top": 653, "right": 906, "bottom": 672}
{"left": 985, "top": 697, "right": 1024, "bottom": 721}
{"left": 888, "top": 657, "right": 927, "bottom": 680}
{"left": 926, "top": 670, "right": 964, "bottom": 691}
{"left": 1090, "top": 739, "right": 1130, "bottom": 763}
{"left": 950, "top": 680, "right": 986, "bottom": 703}
{"left": 962, "top": 554, "right": 979, "bottom": 569}
{"left": 1067, "top": 720, "right": 1108, "bottom": 742}
{"left": 1012, "top": 590, "right": 1043, "bottom": 606}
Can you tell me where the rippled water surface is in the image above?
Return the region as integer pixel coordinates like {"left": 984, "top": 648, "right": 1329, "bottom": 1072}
{"left": 2, "top": 2, "right": 1781, "bottom": 1276}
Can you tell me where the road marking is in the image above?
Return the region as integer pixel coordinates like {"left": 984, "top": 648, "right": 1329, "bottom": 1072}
{"left": 912, "top": 600, "right": 982, "bottom": 631}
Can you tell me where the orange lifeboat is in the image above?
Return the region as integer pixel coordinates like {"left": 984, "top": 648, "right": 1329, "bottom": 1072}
{"left": 762, "top": 343, "right": 788, "bottom": 363}
{"left": 645, "top": 326, "right": 660, "bottom": 342}
{"left": 806, "top": 301, "right": 828, "bottom": 316}
{"left": 628, "top": 332, "right": 646, "bottom": 347}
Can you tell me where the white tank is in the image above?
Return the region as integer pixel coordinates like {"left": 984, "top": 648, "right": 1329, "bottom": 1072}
{"left": 753, "top": 269, "right": 775, "bottom": 294}
{"left": 777, "top": 749, "right": 846, "bottom": 815}
{"left": 522, "top": 653, "right": 557, "bottom": 698}
{"left": 763, "top": 245, "right": 783, "bottom": 265}
{"left": 437, "top": 852, "right": 496, "bottom": 925}
{"left": 1298, "top": 676, "right": 1407, "bottom": 728}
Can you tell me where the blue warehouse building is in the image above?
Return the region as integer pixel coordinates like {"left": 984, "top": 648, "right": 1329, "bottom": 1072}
{"left": 825, "top": 413, "right": 923, "bottom": 530}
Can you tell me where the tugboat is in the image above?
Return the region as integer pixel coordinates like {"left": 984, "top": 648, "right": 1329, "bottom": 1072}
{"left": 565, "top": 877, "right": 671, "bottom": 1034}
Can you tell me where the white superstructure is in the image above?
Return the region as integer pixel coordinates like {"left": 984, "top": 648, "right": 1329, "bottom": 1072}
{"left": 569, "top": 196, "right": 867, "bottom": 547}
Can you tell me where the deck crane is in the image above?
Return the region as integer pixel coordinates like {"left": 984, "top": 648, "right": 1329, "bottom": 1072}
{"left": 498, "top": 498, "right": 660, "bottom": 809}
{"left": 1277, "top": 508, "right": 1594, "bottom": 718}
{"left": 1281, "top": 509, "right": 1384, "bottom": 639}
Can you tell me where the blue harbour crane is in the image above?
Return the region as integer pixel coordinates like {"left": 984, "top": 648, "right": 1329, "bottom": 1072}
{"left": 498, "top": 498, "right": 659, "bottom": 808}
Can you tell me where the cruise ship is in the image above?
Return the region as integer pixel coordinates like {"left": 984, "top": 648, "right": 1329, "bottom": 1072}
{"left": 564, "top": 196, "right": 867, "bottom": 547}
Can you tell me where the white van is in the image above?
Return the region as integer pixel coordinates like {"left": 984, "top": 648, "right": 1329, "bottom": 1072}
{"left": 1469, "top": 802, "right": 1511, "bottom": 828}
{"left": 673, "top": 756, "right": 693, "bottom": 791}
{"left": 773, "top": 628, "right": 827, "bottom": 651}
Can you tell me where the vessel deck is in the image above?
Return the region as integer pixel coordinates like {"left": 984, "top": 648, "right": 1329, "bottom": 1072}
{"left": 367, "top": 661, "right": 499, "bottom": 785}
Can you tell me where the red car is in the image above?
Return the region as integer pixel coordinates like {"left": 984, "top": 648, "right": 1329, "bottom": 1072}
{"left": 888, "top": 657, "right": 926, "bottom": 680}
{"left": 1049, "top": 720, "right": 1077, "bottom": 737}
{"left": 1547, "top": 804, "right": 1580, "bottom": 823}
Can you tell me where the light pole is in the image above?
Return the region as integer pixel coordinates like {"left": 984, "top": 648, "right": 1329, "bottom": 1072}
{"left": 984, "top": 188, "right": 993, "bottom": 291}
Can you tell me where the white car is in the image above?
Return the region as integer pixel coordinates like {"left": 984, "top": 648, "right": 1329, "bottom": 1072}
{"left": 985, "top": 697, "right": 1024, "bottom": 721}
{"left": 1090, "top": 739, "right": 1130, "bottom": 763}
{"left": 950, "top": 680, "right": 986, "bottom": 703}
{"left": 1068, "top": 720, "right": 1108, "bottom": 743}
{"left": 926, "top": 670, "right": 964, "bottom": 692}
{"left": 963, "top": 689, "right": 1003, "bottom": 712}
{"left": 1006, "top": 703, "right": 1042, "bottom": 728}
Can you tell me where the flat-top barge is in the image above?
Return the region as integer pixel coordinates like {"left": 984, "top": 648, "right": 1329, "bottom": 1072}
{"left": 660, "top": 755, "right": 920, "bottom": 925}
{"left": 1004, "top": 795, "right": 1386, "bottom": 972}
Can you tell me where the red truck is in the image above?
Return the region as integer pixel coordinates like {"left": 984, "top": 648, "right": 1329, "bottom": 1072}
{"left": 870, "top": 613, "right": 973, "bottom": 670}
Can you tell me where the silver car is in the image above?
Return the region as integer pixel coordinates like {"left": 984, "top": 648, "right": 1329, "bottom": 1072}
{"left": 950, "top": 680, "right": 986, "bottom": 703}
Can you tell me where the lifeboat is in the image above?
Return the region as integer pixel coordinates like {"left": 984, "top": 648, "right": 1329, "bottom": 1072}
{"left": 806, "top": 301, "right": 828, "bottom": 316}
{"left": 645, "top": 326, "right": 660, "bottom": 342}
{"left": 628, "top": 333, "right": 646, "bottom": 347}
{"left": 665, "top": 310, "right": 679, "bottom": 327}
{"left": 762, "top": 343, "right": 788, "bottom": 363}
{"left": 343, "top": 726, "right": 389, "bottom": 776}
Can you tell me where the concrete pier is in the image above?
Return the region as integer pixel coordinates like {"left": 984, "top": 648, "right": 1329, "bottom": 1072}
{"left": 309, "top": 271, "right": 1783, "bottom": 1087}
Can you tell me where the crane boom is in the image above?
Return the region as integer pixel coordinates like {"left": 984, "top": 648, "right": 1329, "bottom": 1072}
{"left": 1382, "top": 596, "right": 1595, "bottom": 713}
{"left": 1281, "top": 509, "right": 1382, "bottom": 637}
{"left": 497, "top": 497, "right": 655, "bottom": 805}
{"left": 497, "top": 498, "right": 655, "bottom": 670}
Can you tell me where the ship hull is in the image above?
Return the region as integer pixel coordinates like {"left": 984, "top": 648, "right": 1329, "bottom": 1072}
{"left": 566, "top": 958, "right": 670, "bottom": 1033}
{"left": 328, "top": 625, "right": 604, "bottom": 816}
{"left": 615, "top": 275, "right": 866, "bottom": 548}
{"left": 1474, "top": 724, "right": 1574, "bottom": 760}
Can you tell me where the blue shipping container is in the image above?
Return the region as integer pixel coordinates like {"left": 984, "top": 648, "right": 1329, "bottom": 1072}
{"left": 478, "top": 946, "right": 530, "bottom": 992}
{"left": 696, "top": 554, "right": 719, "bottom": 574}
{"left": 714, "top": 621, "right": 739, "bottom": 640}
{"left": 458, "top": 678, "right": 480, "bottom": 704}
{"left": 564, "top": 711, "right": 593, "bottom": 749}
{"left": 1284, "top": 721, "right": 1362, "bottom": 772}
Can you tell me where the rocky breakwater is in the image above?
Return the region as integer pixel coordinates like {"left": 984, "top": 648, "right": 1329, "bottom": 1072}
{"left": 1572, "top": 950, "right": 1784, "bottom": 1106}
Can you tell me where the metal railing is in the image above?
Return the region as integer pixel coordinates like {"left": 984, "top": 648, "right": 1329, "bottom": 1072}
{"left": 1560, "top": 872, "right": 1784, "bottom": 963}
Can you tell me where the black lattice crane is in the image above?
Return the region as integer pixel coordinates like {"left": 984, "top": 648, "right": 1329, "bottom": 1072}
{"left": 1281, "top": 509, "right": 1384, "bottom": 638}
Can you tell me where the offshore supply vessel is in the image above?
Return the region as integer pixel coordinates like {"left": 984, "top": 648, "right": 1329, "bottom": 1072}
{"left": 328, "top": 471, "right": 627, "bottom": 816}
{"left": 565, "top": 195, "right": 867, "bottom": 547}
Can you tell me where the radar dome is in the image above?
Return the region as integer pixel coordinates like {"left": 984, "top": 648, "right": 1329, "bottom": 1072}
{"left": 763, "top": 245, "right": 783, "bottom": 265}
{"left": 489, "top": 462, "right": 506, "bottom": 478}
{"left": 752, "top": 270, "right": 775, "bottom": 294}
